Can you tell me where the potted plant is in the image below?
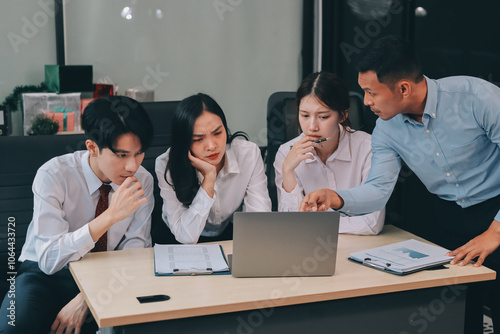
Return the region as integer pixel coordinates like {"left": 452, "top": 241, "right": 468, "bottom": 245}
{"left": 29, "top": 114, "right": 59, "bottom": 135}
{"left": 1, "top": 82, "right": 48, "bottom": 135}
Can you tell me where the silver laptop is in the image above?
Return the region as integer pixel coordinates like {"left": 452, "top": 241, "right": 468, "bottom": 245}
{"left": 231, "top": 211, "right": 340, "bottom": 278}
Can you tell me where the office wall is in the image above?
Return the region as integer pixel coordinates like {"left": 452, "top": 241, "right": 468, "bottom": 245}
{"left": 65, "top": 0, "right": 303, "bottom": 145}
{"left": 0, "top": 0, "right": 57, "bottom": 135}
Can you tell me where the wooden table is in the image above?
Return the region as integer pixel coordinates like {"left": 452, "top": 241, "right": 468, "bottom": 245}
{"left": 69, "top": 225, "right": 495, "bottom": 334}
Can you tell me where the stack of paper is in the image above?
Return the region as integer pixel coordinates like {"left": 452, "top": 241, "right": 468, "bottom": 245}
{"left": 153, "top": 244, "right": 230, "bottom": 276}
{"left": 349, "top": 239, "right": 454, "bottom": 275}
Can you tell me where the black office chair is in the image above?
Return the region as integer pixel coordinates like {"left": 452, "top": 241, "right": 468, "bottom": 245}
{"left": 347, "top": 91, "right": 364, "bottom": 130}
{"left": 265, "top": 92, "right": 298, "bottom": 211}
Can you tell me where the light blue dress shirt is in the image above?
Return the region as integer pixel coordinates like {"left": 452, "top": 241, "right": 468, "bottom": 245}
{"left": 337, "top": 76, "right": 500, "bottom": 222}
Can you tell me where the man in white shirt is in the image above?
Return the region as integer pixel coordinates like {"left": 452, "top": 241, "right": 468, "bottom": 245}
{"left": 0, "top": 96, "right": 154, "bottom": 334}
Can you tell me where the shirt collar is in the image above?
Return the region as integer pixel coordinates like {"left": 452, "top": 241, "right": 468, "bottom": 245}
{"left": 401, "top": 76, "right": 436, "bottom": 125}
{"left": 422, "top": 76, "right": 437, "bottom": 120}
{"left": 81, "top": 151, "right": 118, "bottom": 195}
{"left": 218, "top": 143, "right": 240, "bottom": 177}
{"left": 330, "top": 126, "right": 352, "bottom": 162}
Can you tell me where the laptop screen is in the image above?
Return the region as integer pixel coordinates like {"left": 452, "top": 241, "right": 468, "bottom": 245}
{"left": 231, "top": 211, "right": 340, "bottom": 278}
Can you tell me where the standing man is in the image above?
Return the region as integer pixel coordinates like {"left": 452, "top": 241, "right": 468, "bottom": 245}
{"left": 301, "top": 36, "right": 500, "bottom": 331}
{"left": 0, "top": 96, "right": 154, "bottom": 333}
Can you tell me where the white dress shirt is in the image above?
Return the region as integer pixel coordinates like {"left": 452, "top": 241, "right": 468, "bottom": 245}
{"left": 155, "top": 139, "right": 272, "bottom": 244}
{"left": 19, "top": 150, "right": 154, "bottom": 275}
{"left": 274, "top": 126, "right": 385, "bottom": 235}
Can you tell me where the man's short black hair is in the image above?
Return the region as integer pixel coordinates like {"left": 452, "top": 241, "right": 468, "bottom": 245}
{"left": 356, "top": 35, "right": 424, "bottom": 88}
{"left": 81, "top": 95, "right": 154, "bottom": 151}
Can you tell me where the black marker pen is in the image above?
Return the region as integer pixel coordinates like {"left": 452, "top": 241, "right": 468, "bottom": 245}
{"left": 312, "top": 137, "right": 330, "bottom": 144}
{"left": 289, "top": 137, "right": 331, "bottom": 150}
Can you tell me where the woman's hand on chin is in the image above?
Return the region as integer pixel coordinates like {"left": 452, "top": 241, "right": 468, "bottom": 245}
{"left": 188, "top": 151, "right": 217, "bottom": 179}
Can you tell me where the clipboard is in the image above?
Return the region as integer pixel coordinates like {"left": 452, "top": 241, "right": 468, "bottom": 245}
{"left": 348, "top": 239, "right": 453, "bottom": 276}
{"left": 153, "top": 244, "right": 231, "bottom": 276}
{"left": 348, "top": 257, "right": 449, "bottom": 276}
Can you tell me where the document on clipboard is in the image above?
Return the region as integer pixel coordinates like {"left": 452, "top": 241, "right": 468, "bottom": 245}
{"left": 349, "top": 239, "right": 454, "bottom": 275}
{"left": 153, "top": 244, "right": 230, "bottom": 276}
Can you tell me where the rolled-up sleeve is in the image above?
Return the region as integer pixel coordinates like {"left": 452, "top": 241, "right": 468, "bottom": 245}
{"left": 33, "top": 171, "right": 95, "bottom": 275}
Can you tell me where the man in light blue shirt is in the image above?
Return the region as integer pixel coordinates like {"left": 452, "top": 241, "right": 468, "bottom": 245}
{"left": 300, "top": 36, "right": 500, "bottom": 330}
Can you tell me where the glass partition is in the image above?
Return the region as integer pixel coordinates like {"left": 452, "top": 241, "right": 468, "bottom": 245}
{"left": 64, "top": 0, "right": 303, "bottom": 144}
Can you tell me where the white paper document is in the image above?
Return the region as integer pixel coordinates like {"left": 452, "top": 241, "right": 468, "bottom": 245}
{"left": 153, "top": 244, "right": 230, "bottom": 275}
{"left": 350, "top": 239, "right": 453, "bottom": 275}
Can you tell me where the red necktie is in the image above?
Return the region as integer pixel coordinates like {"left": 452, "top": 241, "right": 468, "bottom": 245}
{"left": 92, "top": 184, "right": 112, "bottom": 252}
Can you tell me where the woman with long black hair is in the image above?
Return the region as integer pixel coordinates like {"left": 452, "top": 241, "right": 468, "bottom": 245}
{"left": 155, "top": 93, "right": 271, "bottom": 244}
{"left": 274, "top": 72, "right": 384, "bottom": 235}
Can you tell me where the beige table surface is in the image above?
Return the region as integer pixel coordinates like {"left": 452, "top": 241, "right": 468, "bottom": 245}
{"left": 69, "top": 225, "right": 496, "bottom": 328}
